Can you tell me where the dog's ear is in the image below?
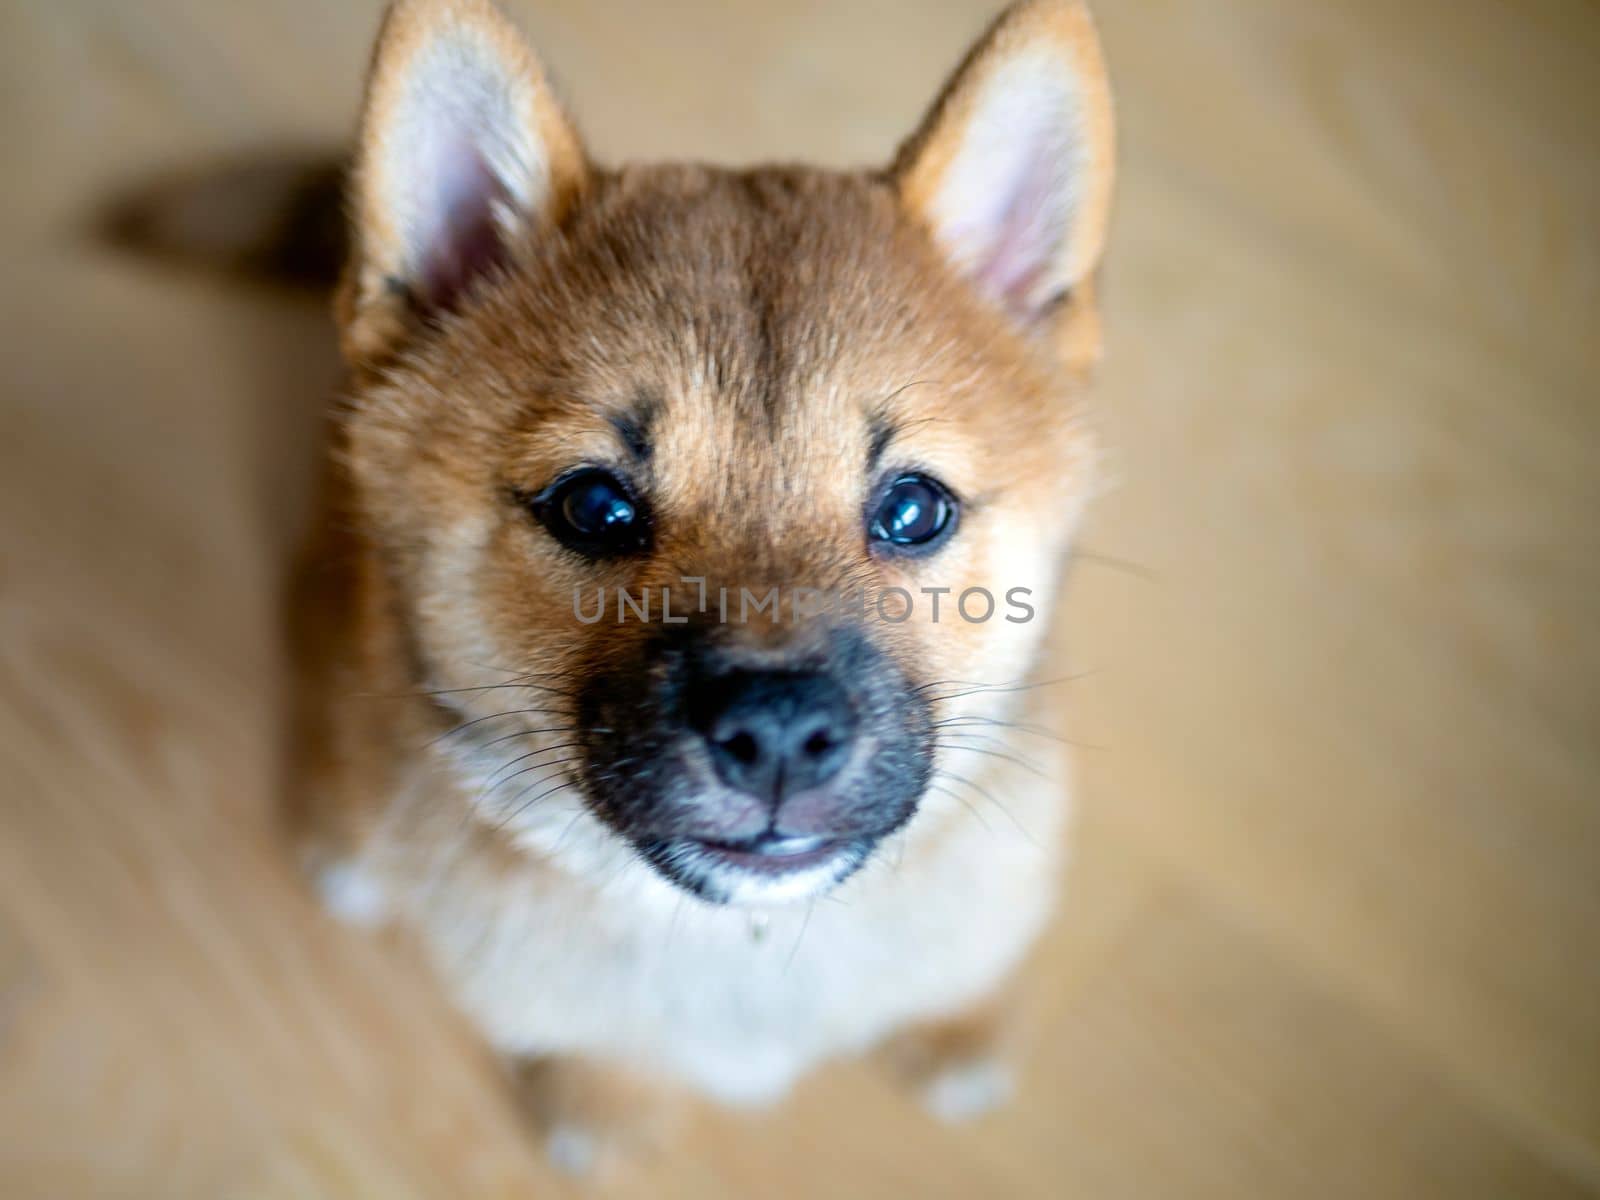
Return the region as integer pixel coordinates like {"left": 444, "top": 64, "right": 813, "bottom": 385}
{"left": 337, "top": 0, "right": 587, "bottom": 364}
{"left": 893, "top": 0, "right": 1114, "bottom": 332}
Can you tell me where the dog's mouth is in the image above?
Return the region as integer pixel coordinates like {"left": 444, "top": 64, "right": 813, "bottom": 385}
{"left": 690, "top": 832, "right": 846, "bottom": 872}
{"left": 635, "top": 831, "right": 876, "bottom": 906}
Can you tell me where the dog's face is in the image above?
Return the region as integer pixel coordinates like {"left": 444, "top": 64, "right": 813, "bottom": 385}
{"left": 337, "top": 0, "right": 1113, "bottom": 905}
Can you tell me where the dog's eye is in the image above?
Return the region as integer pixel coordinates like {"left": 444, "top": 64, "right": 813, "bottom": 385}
{"left": 869, "top": 474, "right": 957, "bottom": 552}
{"left": 530, "top": 469, "right": 649, "bottom": 558}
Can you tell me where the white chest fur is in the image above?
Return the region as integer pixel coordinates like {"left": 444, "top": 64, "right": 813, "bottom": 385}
{"left": 346, "top": 749, "right": 1066, "bottom": 1106}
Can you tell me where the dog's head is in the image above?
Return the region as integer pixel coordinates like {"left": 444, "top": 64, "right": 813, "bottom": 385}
{"left": 336, "top": 0, "right": 1113, "bottom": 905}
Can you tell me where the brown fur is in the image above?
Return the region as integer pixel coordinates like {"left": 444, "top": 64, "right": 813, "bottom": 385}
{"left": 292, "top": 0, "right": 1114, "bottom": 1168}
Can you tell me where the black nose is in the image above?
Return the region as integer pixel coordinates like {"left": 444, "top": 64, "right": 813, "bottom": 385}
{"left": 688, "top": 670, "right": 858, "bottom": 801}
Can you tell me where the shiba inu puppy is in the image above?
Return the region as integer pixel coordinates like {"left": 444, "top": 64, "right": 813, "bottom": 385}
{"left": 292, "top": 0, "right": 1113, "bottom": 1170}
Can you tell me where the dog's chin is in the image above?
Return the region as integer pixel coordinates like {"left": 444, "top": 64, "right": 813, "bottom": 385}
{"left": 636, "top": 834, "right": 877, "bottom": 907}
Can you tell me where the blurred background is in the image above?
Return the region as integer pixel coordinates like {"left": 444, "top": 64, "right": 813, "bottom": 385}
{"left": 1, "top": 0, "right": 1596, "bottom": 1196}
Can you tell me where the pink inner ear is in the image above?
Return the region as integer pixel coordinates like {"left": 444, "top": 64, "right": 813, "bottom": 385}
{"left": 925, "top": 54, "right": 1082, "bottom": 323}
{"left": 974, "top": 145, "right": 1060, "bottom": 315}
{"left": 417, "top": 140, "right": 510, "bottom": 313}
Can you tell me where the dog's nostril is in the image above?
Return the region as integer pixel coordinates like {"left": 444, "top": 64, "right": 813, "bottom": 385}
{"left": 717, "top": 730, "right": 761, "bottom": 766}
{"left": 802, "top": 729, "right": 835, "bottom": 758}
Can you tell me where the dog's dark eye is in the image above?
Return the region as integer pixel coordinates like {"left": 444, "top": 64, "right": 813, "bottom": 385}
{"left": 869, "top": 474, "right": 957, "bottom": 552}
{"left": 530, "top": 468, "right": 649, "bottom": 558}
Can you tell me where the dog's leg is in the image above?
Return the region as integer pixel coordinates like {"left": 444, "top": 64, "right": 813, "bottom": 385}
{"left": 880, "top": 992, "right": 1020, "bottom": 1123}
{"left": 510, "top": 1054, "right": 685, "bottom": 1176}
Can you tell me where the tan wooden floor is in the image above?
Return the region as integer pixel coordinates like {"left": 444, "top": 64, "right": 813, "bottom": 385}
{"left": 1, "top": 0, "right": 1596, "bottom": 1195}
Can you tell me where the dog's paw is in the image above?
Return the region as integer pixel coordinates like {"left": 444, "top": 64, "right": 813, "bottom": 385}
{"left": 308, "top": 857, "right": 391, "bottom": 929}
{"left": 294, "top": 821, "right": 393, "bottom": 930}
{"left": 543, "top": 1122, "right": 611, "bottom": 1177}
{"left": 512, "top": 1055, "right": 682, "bottom": 1178}
{"left": 878, "top": 994, "right": 1021, "bottom": 1123}
{"left": 919, "top": 1056, "right": 1015, "bottom": 1123}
